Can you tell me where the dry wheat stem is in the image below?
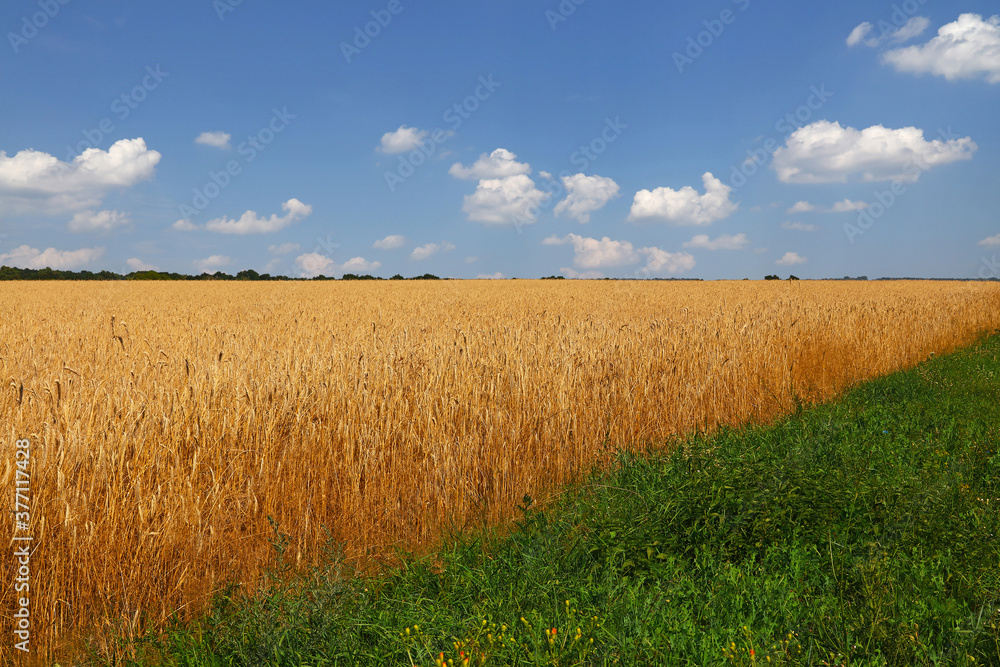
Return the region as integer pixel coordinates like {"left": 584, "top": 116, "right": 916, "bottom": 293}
{"left": 1, "top": 280, "right": 999, "bottom": 663}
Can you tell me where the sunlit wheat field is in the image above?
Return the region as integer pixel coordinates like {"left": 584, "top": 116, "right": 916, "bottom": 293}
{"left": 2, "top": 280, "right": 999, "bottom": 662}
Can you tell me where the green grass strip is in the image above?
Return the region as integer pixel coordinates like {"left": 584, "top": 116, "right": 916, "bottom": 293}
{"left": 114, "top": 333, "right": 1000, "bottom": 666}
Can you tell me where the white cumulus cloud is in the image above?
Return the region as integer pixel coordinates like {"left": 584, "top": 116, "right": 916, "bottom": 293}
{"left": 293, "top": 253, "right": 380, "bottom": 278}
{"left": 68, "top": 209, "right": 131, "bottom": 233}
{"left": 543, "top": 234, "right": 636, "bottom": 269}
{"left": 476, "top": 272, "right": 507, "bottom": 279}
{"left": 294, "top": 253, "right": 334, "bottom": 278}
{"left": 0, "top": 138, "right": 161, "bottom": 216}
{"left": 194, "top": 255, "right": 232, "bottom": 272}
{"left": 554, "top": 173, "right": 620, "bottom": 223}
{"left": 683, "top": 233, "right": 749, "bottom": 250}
{"left": 772, "top": 121, "right": 976, "bottom": 183}
{"left": 627, "top": 172, "right": 737, "bottom": 225}
{"left": 782, "top": 221, "right": 819, "bottom": 232}
{"left": 340, "top": 257, "right": 382, "bottom": 273}
{"left": 373, "top": 234, "right": 407, "bottom": 250}
{"left": 378, "top": 126, "right": 429, "bottom": 154}
{"left": 787, "top": 201, "right": 817, "bottom": 214}
{"left": 830, "top": 199, "right": 869, "bottom": 212}
{"left": 268, "top": 242, "right": 300, "bottom": 255}
{"left": 848, "top": 17, "right": 930, "bottom": 48}
{"left": 543, "top": 233, "right": 695, "bottom": 276}
{"left": 775, "top": 252, "right": 807, "bottom": 266}
{"left": 450, "top": 149, "right": 549, "bottom": 225}
{"left": 203, "top": 198, "right": 312, "bottom": 234}
{"left": 847, "top": 22, "right": 875, "bottom": 47}
{"left": 882, "top": 14, "right": 1000, "bottom": 83}
{"left": 462, "top": 174, "right": 549, "bottom": 225}
{"left": 411, "top": 242, "right": 455, "bottom": 261}
{"left": 126, "top": 257, "right": 158, "bottom": 271}
{"left": 891, "top": 16, "right": 933, "bottom": 43}
{"left": 449, "top": 148, "right": 531, "bottom": 180}
{"left": 0, "top": 244, "right": 104, "bottom": 270}
{"left": 560, "top": 267, "right": 605, "bottom": 279}
{"left": 979, "top": 234, "right": 1000, "bottom": 247}
{"left": 195, "top": 131, "right": 232, "bottom": 149}
{"left": 638, "top": 246, "right": 697, "bottom": 275}
{"left": 788, "top": 199, "right": 868, "bottom": 214}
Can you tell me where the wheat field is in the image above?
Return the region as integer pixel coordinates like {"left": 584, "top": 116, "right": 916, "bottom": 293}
{"left": 2, "top": 280, "right": 999, "bottom": 662}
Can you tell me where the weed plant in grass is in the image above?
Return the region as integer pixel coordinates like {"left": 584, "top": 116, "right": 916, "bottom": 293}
{"left": 127, "top": 331, "right": 1000, "bottom": 666}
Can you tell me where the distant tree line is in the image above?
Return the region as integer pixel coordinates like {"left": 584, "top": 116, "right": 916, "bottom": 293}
{"left": 312, "top": 273, "right": 443, "bottom": 281}
{"left": 2, "top": 265, "right": 996, "bottom": 282}
{"left": 0, "top": 266, "right": 444, "bottom": 281}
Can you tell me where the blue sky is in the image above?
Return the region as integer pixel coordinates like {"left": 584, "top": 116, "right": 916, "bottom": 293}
{"left": 1, "top": 0, "right": 998, "bottom": 279}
